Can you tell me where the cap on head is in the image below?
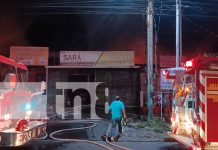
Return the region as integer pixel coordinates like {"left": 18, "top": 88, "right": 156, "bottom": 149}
{"left": 115, "top": 96, "right": 120, "bottom": 99}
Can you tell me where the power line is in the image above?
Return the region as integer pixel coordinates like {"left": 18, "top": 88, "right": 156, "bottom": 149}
{"left": 184, "top": 17, "right": 218, "bottom": 38}
{"left": 1, "top": 0, "right": 218, "bottom": 18}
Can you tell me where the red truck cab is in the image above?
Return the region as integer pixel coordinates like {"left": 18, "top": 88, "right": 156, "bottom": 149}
{"left": 0, "top": 55, "right": 46, "bottom": 146}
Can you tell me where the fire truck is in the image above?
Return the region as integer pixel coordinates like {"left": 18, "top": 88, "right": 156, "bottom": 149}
{"left": 164, "top": 56, "right": 218, "bottom": 149}
{"left": 0, "top": 55, "right": 46, "bottom": 146}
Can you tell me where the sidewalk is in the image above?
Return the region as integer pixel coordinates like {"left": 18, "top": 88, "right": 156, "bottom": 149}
{"left": 118, "top": 120, "right": 172, "bottom": 142}
{"left": 96, "top": 117, "right": 173, "bottom": 143}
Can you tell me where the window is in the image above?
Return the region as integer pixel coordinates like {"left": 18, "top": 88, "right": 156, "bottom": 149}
{"left": 17, "top": 68, "right": 28, "bottom": 82}
{"left": 0, "top": 62, "right": 16, "bottom": 89}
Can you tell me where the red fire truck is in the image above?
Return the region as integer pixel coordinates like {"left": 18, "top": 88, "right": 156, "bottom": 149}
{"left": 165, "top": 56, "right": 218, "bottom": 149}
{"left": 0, "top": 55, "right": 46, "bottom": 146}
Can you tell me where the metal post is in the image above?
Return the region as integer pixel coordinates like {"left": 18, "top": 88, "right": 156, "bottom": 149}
{"left": 176, "top": 0, "right": 182, "bottom": 67}
{"left": 147, "top": 0, "right": 153, "bottom": 120}
{"left": 160, "top": 91, "right": 163, "bottom": 123}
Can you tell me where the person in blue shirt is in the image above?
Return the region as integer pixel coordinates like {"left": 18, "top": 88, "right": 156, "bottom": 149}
{"left": 109, "top": 96, "right": 127, "bottom": 142}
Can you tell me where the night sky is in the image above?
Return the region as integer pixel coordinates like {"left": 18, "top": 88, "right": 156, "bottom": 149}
{"left": 0, "top": 0, "right": 218, "bottom": 64}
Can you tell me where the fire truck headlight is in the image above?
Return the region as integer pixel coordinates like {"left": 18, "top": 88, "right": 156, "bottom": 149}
{"left": 4, "top": 114, "right": 11, "bottom": 120}
{"left": 25, "top": 104, "right": 31, "bottom": 110}
{"left": 26, "top": 110, "right": 32, "bottom": 116}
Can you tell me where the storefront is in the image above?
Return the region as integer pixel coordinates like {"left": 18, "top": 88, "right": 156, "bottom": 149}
{"left": 46, "top": 51, "right": 141, "bottom": 119}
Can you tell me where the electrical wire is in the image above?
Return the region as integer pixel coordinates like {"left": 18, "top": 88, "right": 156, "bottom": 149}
{"left": 184, "top": 17, "right": 218, "bottom": 38}
{"left": 0, "top": 0, "right": 217, "bottom": 17}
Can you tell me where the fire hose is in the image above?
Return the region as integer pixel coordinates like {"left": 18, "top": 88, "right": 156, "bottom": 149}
{"left": 32, "top": 104, "right": 143, "bottom": 150}
{"left": 48, "top": 119, "right": 132, "bottom": 150}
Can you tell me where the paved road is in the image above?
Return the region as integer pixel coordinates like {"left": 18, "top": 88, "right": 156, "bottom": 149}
{"left": 0, "top": 140, "right": 189, "bottom": 150}
{"left": 0, "top": 118, "right": 190, "bottom": 150}
{"left": 110, "top": 141, "right": 189, "bottom": 150}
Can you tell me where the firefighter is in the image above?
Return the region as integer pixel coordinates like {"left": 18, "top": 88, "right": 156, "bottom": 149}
{"left": 109, "top": 96, "right": 127, "bottom": 142}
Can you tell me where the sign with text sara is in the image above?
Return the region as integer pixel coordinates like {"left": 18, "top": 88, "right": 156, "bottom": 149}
{"left": 60, "top": 51, "right": 135, "bottom": 66}
{"left": 60, "top": 51, "right": 102, "bottom": 65}
{"left": 10, "top": 46, "right": 49, "bottom": 66}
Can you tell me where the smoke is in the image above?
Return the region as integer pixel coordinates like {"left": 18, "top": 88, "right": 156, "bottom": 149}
{"left": 0, "top": 13, "right": 31, "bottom": 57}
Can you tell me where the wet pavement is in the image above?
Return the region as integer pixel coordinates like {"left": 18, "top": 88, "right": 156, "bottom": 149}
{"left": 0, "top": 140, "right": 189, "bottom": 150}
{"left": 0, "top": 118, "right": 190, "bottom": 150}
{"left": 0, "top": 107, "right": 190, "bottom": 150}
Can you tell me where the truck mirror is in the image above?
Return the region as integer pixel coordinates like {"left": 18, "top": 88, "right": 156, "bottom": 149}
{"left": 5, "top": 73, "right": 17, "bottom": 89}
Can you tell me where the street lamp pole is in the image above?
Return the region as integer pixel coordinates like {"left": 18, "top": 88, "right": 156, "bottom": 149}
{"left": 147, "top": 0, "right": 153, "bottom": 120}
{"left": 176, "top": 0, "right": 182, "bottom": 67}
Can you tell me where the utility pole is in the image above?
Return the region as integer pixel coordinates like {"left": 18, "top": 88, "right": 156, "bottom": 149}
{"left": 176, "top": 0, "right": 182, "bottom": 67}
{"left": 147, "top": 0, "right": 153, "bottom": 120}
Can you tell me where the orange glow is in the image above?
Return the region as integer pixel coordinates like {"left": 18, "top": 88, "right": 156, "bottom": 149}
{"left": 185, "top": 87, "right": 190, "bottom": 93}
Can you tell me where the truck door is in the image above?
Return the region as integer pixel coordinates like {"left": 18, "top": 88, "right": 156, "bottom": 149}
{"left": 206, "top": 75, "right": 218, "bottom": 142}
